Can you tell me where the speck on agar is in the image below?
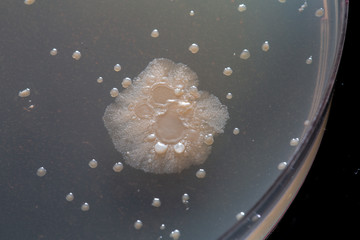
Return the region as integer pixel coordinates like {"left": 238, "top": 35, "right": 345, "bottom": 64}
{"left": 18, "top": 88, "right": 31, "bottom": 98}
{"left": 170, "top": 229, "right": 181, "bottom": 240}
{"left": 103, "top": 58, "right": 229, "bottom": 174}
{"left": 290, "top": 138, "right": 300, "bottom": 147}
{"left": 66, "top": 192, "right": 74, "bottom": 202}
{"left": 114, "top": 64, "right": 122, "bottom": 72}
{"left": 88, "top": 159, "right": 98, "bottom": 168}
{"left": 72, "top": 50, "right": 81, "bottom": 60}
{"left": 36, "top": 167, "right": 47, "bottom": 177}
{"left": 50, "top": 48, "right": 58, "bottom": 56}
{"left": 81, "top": 202, "right": 90, "bottom": 211}
{"left": 196, "top": 169, "right": 206, "bottom": 179}
{"left": 134, "top": 220, "right": 143, "bottom": 230}
{"left": 151, "top": 29, "right": 159, "bottom": 38}
{"left": 237, "top": 4, "right": 247, "bottom": 12}
{"left": 223, "top": 67, "right": 233, "bottom": 76}
{"left": 113, "top": 162, "right": 124, "bottom": 172}
{"left": 240, "top": 49, "right": 250, "bottom": 60}
{"left": 110, "top": 88, "right": 119, "bottom": 98}
{"left": 24, "top": 0, "right": 35, "bottom": 5}
{"left": 261, "top": 41, "right": 270, "bottom": 52}
{"left": 152, "top": 198, "right": 161, "bottom": 207}
{"left": 315, "top": 8, "right": 324, "bottom": 17}
{"left": 188, "top": 43, "right": 199, "bottom": 54}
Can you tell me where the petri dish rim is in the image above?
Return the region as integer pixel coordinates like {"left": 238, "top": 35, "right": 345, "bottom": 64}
{"left": 219, "top": 1, "right": 349, "bottom": 239}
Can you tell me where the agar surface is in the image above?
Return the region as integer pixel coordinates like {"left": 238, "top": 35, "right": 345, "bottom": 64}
{"left": 103, "top": 58, "right": 229, "bottom": 174}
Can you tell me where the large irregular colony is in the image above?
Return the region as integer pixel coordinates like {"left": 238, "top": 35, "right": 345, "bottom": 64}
{"left": 103, "top": 58, "right": 229, "bottom": 174}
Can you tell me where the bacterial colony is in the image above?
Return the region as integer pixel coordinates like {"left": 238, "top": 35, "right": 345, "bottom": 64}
{"left": 19, "top": 0, "right": 324, "bottom": 239}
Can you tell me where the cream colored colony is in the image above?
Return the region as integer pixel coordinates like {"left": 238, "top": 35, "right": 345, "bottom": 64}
{"left": 103, "top": 58, "right": 229, "bottom": 174}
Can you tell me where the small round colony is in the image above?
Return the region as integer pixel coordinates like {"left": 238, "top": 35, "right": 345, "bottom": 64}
{"left": 88, "top": 159, "right": 98, "bottom": 168}
{"left": 122, "top": 77, "right": 132, "bottom": 88}
{"left": 188, "top": 43, "right": 199, "bottom": 54}
{"left": 114, "top": 64, "right": 122, "bottom": 72}
{"left": 237, "top": 4, "right": 247, "bottom": 12}
{"left": 261, "top": 41, "right": 270, "bottom": 52}
{"left": 65, "top": 192, "right": 74, "bottom": 202}
{"left": 151, "top": 29, "right": 159, "bottom": 38}
{"left": 72, "top": 50, "right": 81, "bottom": 60}
{"left": 134, "top": 220, "right": 143, "bottom": 230}
{"left": 240, "top": 49, "right": 250, "bottom": 60}
{"left": 36, "top": 167, "right": 47, "bottom": 177}
{"left": 24, "top": 0, "right": 35, "bottom": 5}
{"left": 110, "top": 88, "right": 119, "bottom": 98}
{"left": 196, "top": 168, "right": 206, "bottom": 179}
{"left": 103, "top": 58, "right": 229, "bottom": 174}
{"left": 97, "top": 77, "right": 104, "bottom": 83}
{"left": 50, "top": 48, "right": 58, "bottom": 56}
{"left": 112, "top": 162, "right": 124, "bottom": 172}
{"left": 18, "top": 88, "right": 31, "bottom": 98}
{"left": 81, "top": 202, "right": 90, "bottom": 211}
{"left": 315, "top": 8, "right": 324, "bottom": 17}
{"left": 152, "top": 198, "right": 161, "bottom": 207}
{"left": 223, "top": 67, "right": 233, "bottom": 76}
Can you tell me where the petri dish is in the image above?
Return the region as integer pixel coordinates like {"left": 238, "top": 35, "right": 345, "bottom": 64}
{"left": 0, "top": 1, "right": 347, "bottom": 240}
